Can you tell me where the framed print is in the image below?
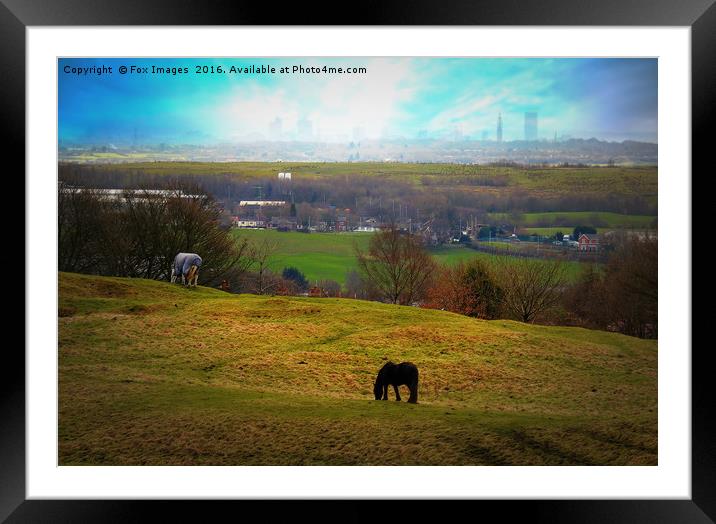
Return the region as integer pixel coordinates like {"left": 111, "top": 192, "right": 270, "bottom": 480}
{"left": 7, "top": 0, "right": 709, "bottom": 521}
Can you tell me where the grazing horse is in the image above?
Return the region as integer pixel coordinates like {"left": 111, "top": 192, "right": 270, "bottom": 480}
{"left": 171, "top": 253, "right": 203, "bottom": 287}
{"left": 373, "top": 361, "right": 419, "bottom": 403}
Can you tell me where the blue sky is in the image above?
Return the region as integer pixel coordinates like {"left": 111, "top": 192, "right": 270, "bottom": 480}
{"left": 59, "top": 58, "right": 657, "bottom": 144}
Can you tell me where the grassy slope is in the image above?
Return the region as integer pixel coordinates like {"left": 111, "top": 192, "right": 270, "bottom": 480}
{"left": 59, "top": 272, "right": 657, "bottom": 466}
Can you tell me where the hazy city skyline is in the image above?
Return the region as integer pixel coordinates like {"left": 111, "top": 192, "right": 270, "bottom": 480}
{"left": 59, "top": 58, "right": 658, "bottom": 145}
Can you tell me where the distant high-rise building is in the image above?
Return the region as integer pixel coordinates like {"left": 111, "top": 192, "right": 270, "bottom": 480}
{"left": 496, "top": 113, "right": 503, "bottom": 143}
{"left": 524, "top": 112, "right": 538, "bottom": 141}
{"left": 269, "top": 117, "right": 283, "bottom": 140}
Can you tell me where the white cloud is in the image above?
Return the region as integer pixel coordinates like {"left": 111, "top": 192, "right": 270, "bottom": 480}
{"left": 426, "top": 93, "right": 500, "bottom": 133}
{"left": 209, "top": 58, "right": 418, "bottom": 141}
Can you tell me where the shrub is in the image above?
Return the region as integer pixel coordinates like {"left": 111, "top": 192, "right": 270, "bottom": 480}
{"left": 424, "top": 259, "right": 503, "bottom": 319}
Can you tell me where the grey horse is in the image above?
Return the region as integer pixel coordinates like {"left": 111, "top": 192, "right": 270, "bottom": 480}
{"left": 171, "top": 253, "right": 203, "bottom": 287}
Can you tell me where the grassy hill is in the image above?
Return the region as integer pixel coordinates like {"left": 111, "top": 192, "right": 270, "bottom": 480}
{"left": 59, "top": 272, "right": 657, "bottom": 466}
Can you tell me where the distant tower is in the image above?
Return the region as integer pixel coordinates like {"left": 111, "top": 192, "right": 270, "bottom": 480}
{"left": 524, "top": 112, "right": 538, "bottom": 141}
{"left": 496, "top": 113, "right": 503, "bottom": 143}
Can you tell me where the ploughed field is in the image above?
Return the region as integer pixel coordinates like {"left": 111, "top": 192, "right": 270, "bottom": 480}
{"left": 59, "top": 272, "right": 657, "bottom": 465}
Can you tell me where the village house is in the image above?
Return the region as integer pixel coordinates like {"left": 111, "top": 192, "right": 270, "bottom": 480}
{"left": 232, "top": 217, "right": 266, "bottom": 228}
{"left": 336, "top": 215, "right": 348, "bottom": 232}
{"left": 578, "top": 233, "right": 600, "bottom": 252}
{"left": 270, "top": 216, "right": 298, "bottom": 231}
{"left": 355, "top": 217, "right": 380, "bottom": 232}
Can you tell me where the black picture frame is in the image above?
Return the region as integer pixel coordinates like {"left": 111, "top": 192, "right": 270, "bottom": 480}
{"left": 6, "top": 1, "right": 708, "bottom": 521}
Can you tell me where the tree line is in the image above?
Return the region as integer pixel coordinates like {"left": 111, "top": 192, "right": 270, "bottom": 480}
{"left": 58, "top": 182, "right": 252, "bottom": 286}
{"left": 346, "top": 227, "right": 657, "bottom": 338}
{"left": 59, "top": 183, "right": 657, "bottom": 339}
{"left": 58, "top": 163, "right": 657, "bottom": 228}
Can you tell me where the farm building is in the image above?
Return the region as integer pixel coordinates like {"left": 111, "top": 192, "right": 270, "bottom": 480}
{"left": 270, "top": 216, "right": 298, "bottom": 231}
{"left": 233, "top": 218, "right": 266, "bottom": 228}
{"left": 239, "top": 200, "right": 286, "bottom": 207}
{"left": 578, "top": 233, "right": 600, "bottom": 252}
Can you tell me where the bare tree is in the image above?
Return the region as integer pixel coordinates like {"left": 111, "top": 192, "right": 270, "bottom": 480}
{"left": 58, "top": 185, "right": 126, "bottom": 274}
{"left": 355, "top": 227, "right": 436, "bottom": 305}
{"left": 562, "top": 263, "right": 607, "bottom": 328}
{"left": 601, "top": 232, "right": 657, "bottom": 338}
{"left": 247, "top": 237, "right": 280, "bottom": 295}
{"left": 316, "top": 279, "right": 342, "bottom": 297}
{"left": 497, "top": 258, "right": 567, "bottom": 323}
{"left": 58, "top": 182, "right": 253, "bottom": 286}
{"left": 423, "top": 259, "right": 503, "bottom": 319}
{"left": 562, "top": 233, "right": 657, "bottom": 338}
{"left": 344, "top": 269, "right": 377, "bottom": 300}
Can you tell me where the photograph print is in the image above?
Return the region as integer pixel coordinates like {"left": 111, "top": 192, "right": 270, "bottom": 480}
{"left": 58, "top": 57, "right": 658, "bottom": 466}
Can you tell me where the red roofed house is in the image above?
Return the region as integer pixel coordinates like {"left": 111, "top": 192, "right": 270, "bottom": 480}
{"left": 578, "top": 233, "right": 600, "bottom": 252}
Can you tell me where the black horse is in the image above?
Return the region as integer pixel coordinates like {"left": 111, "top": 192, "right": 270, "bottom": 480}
{"left": 373, "top": 361, "right": 419, "bottom": 403}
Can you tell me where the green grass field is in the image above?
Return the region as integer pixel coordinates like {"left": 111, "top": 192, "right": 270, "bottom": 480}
{"left": 233, "top": 229, "right": 370, "bottom": 284}
{"left": 58, "top": 272, "right": 657, "bottom": 466}
{"left": 489, "top": 211, "right": 657, "bottom": 230}
{"left": 234, "top": 229, "right": 587, "bottom": 285}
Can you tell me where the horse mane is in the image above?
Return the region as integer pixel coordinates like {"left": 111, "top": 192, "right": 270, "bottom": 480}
{"left": 376, "top": 361, "right": 394, "bottom": 382}
{"left": 379, "top": 361, "right": 395, "bottom": 372}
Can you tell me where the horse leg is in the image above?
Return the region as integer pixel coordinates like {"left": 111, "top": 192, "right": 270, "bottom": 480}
{"left": 408, "top": 381, "right": 418, "bottom": 404}
{"left": 382, "top": 384, "right": 388, "bottom": 400}
{"left": 393, "top": 384, "right": 401, "bottom": 401}
{"left": 185, "top": 265, "right": 198, "bottom": 287}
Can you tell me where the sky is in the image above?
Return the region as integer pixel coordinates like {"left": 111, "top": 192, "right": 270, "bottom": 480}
{"left": 58, "top": 58, "right": 658, "bottom": 145}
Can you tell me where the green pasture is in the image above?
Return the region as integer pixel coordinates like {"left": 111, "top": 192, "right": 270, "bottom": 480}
{"left": 235, "top": 230, "right": 588, "bottom": 285}
{"left": 489, "top": 211, "right": 656, "bottom": 230}
{"left": 58, "top": 272, "right": 657, "bottom": 466}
